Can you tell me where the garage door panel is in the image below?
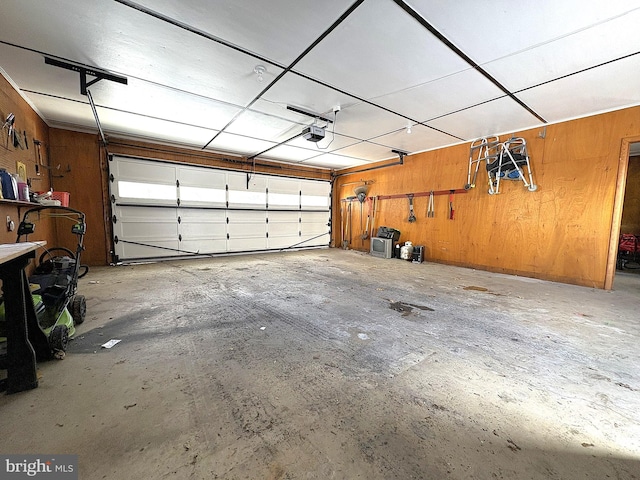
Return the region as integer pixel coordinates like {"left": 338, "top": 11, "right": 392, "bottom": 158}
{"left": 228, "top": 211, "right": 267, "bottom": 251}
{"left": 113, "top": 157, "right": 177, "bottom": 183}
{"left": 177, "top": 165, "right": 226, "bottom": 188}
{"left": 180, "top": 238, "right": 228, "bottom": 255}
{"left": 228, "top": 211, "right": 267, "bottom": 237}
{"left": 110, "top": 155, "right": 330, "bottom": 261}
{"left": 266, "top": 212, "right": 299, "bottom": 249}
{"left": 117, "top": 240, "right": 181, "bottom": 260}
{"left": 177, "top": 165, "right": 227, "bottom": 207}
{"left": 300, "top": 232, "right": 330, "bottom": 247}
{"left": 112, "top": 205, "right": 179, "bottom": 260}
{"left": 114, "top": 206, "right": 178, "bottom": 238}
{"left": 228, "top": 171, "right": 267, "bottom": 208}
{"left": 301, "top": 211, "right": 330, "bottom": 235}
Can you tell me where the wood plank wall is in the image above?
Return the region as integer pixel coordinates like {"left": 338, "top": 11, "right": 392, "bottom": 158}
{"left": 0, "top": 72, "right": 52, "bottom": 249}
{"left": 334, "top": 107, "right": 640, "bottom": 288}
{"left": 46, "top": 130, "right": 332, "bottom": 265}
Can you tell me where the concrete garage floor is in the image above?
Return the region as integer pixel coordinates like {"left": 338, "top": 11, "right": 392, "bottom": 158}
{"left": 1, "top": 249, "right": 639, "bottom": 479}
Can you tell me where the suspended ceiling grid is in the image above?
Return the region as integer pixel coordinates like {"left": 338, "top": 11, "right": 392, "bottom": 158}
{"left": 1, "top": 0, "right": 640, "bottom": 170}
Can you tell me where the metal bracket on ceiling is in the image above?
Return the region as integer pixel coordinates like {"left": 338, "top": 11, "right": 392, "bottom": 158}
{"left": 286, "top": 105, "right": 333, "bottom": 124}
{"left": 391, "top": 149, "right": 409, "bottom": 164}
{"left": 44, "top": 57, "right": 128, "bottom": 95}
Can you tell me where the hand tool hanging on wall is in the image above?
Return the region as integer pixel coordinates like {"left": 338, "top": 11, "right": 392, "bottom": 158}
{"left": 33, "top": 139, "right": 43, "bottom": 175}
{"left": 427, "top": 191, "right": 434, "bottom": 218}
{"left": 340, "top": 202, "right": 345, "bottom": 248}
{"left": 348, "top": 200, "right": 353, "bottom": 247}
{"left": 408, "top": 194, "right": 417, "bottom": 223}
{"left": 3, "top": 113, "right": 15, "bottom": 149}
{"left": 362, "top": 197, "right": 372, "bottom": 240}
{"left": 370, "top": 196, "right": 377, "bottom": 239}
{"left": 448, "top": 190, "right": 455, "bottom": 220}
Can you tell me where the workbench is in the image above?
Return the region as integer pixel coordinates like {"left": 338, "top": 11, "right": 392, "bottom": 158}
{"left": 0, "top": 241, "right": 50, "bottom": 394}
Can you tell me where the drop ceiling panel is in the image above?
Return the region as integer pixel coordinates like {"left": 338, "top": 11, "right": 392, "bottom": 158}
{"left": 33, "top": 96, "right": 98, "bottom": 131}
{"left": 96, "top": 108, "right": 219, "bottom": 147}
{"left": 332, "top": 141, "right": 402, "bottom": 162}
{"left": 483, "top": 8, "right": 640, "bottom": 92}
{"left": 332, "top": 102, "right": 416, "bottom": 140}
{"left": 371, "top": 124, "right": 459, "bottom": 154}
{"left": 517, "top": 55, "right": 640, "bottom": 122}
{"left": 34, "top": 95, "right": 216, "bottom": 147}
{"left": 262, "top": 145, "right": 322, "bottom": 162}
{"left": 225, "top": 110, "right": 302, "bottom": 142}
{"left": 301, "top": 153, "right": 369, "bottom": 169}
{"left": 205, "top": 133, "right": 276, "bottom": 157}
{"left": 37, "top": 97, "right": 217, "bottom": 149}
{"left": 16, "top": 69, "right": 243, "bottom": 133}
{"left": 250, "top": 99, "right": 317, "bottom": 125}
{"left": 91, "top": 79, "right": 243, "bottom": 132}
{"left": 407, "top": 0, "right": 640, "bottom": 64}
{"left": 131, "top": 0, "right": 354, "bottom": 65}
{"left": 372, "top": 68, "right": 505, "bottom": 122}
{"left": 260, "top": 73, "right": 360, "bottom": 119}
{"left": 0, "top": 0, "right": 284, "bottom": 106}
{"left": 294, "top": 0, "right": 470, "bottom": 99}
{"left": 427, "top": 97, "right": 541, "bottom": 141}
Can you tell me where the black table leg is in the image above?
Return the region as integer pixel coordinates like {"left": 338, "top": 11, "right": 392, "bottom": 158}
{"left": 0, "top": 253, "right": 39, "bottom": 394}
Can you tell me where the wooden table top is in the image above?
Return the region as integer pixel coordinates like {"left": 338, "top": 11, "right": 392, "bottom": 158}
{"left": 0, "top": 241, "right": 47, "bottom": 265}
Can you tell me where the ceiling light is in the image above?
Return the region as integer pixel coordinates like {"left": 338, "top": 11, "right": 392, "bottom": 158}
{"left": 254, "top": 65, "right": 266, "bottom": 82}
{"left": 406, "top": 125, "right": 412, "bottom": 134}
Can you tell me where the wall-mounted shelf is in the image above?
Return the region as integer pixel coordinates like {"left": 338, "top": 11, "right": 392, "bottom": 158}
{"left": 0, "top": 198, "right": 32, "bottom": 206}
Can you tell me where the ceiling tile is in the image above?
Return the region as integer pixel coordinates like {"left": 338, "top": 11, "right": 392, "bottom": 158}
{"left": 427, "top": 97, "right": 541, "bottom": 141}
{"left": 407, "top": 0, "right": 639, "bottom": 64}
{"left": 260, "top": 73, "right": 360, "bottom": 119}
{"left": 300, "top": 153, "right": 369, "bottom": 169}
{"left": 331, "top": 141, "right": 403, "bottom": 162}
{"left": 294, "top": 0, "right": 470, "bottom": 99}
{"left": 332, "top": 102, "right": 414, "bottom": 140}
{"left": 372, "top": 68, "right": 505, "bottom": 122}
{"left": 35, "top": 95, "right": 218, "bottom": 147}
{"left": 131, "top": 0, "right": 355, "bottom": 65}
{"left": 205, "top": 132, "right": 276, "bottom": 157}
{"left": 94, "top": 107, "right": 219, "bottom": 147}
{"left": 370, "top": 124, "right": 460, "bottom": 154}
{"left": 483, "top": 8, "right": 640, "bottom": 92}
{"left": 33, "top": 96, "right": 97, "bottom": 131}
{"left": 262, "top": 145, "right": 321, "bottom": 162}
{"left": 517, "top": 55, "right": 640, "bottom": 122}
{"left": 225, "top": 110, "right": 303, "bottom": 142}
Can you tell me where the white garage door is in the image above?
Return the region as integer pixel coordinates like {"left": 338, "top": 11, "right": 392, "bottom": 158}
{"left": 109, "top": 155, "right": 331, "bottom": 262}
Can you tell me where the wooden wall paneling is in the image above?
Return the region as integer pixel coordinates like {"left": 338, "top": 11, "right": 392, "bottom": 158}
{"left": 334, "top": 107, "right": 640, "bottom": 288}
{"left": 0, "top": 73, "right": 52, "bottom": 252}
{"left": 48, "top": 129, "right": 105, "bottom": 266}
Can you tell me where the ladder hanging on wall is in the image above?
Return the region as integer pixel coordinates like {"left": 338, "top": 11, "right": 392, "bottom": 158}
{"left": 465, "top": 136, "right": 537, "bottom": 194}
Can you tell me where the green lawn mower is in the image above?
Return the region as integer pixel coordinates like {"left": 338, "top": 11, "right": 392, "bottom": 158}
{"left": 0, "top": 206, "right": 88, "bottom": 359}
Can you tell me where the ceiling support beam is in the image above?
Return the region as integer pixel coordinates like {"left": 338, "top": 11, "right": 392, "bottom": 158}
{"left": 44, "top": 57, "right": 128, "bottom": 95}
{"left": 392, "top": 0, "right": 547, "bottom": 124}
